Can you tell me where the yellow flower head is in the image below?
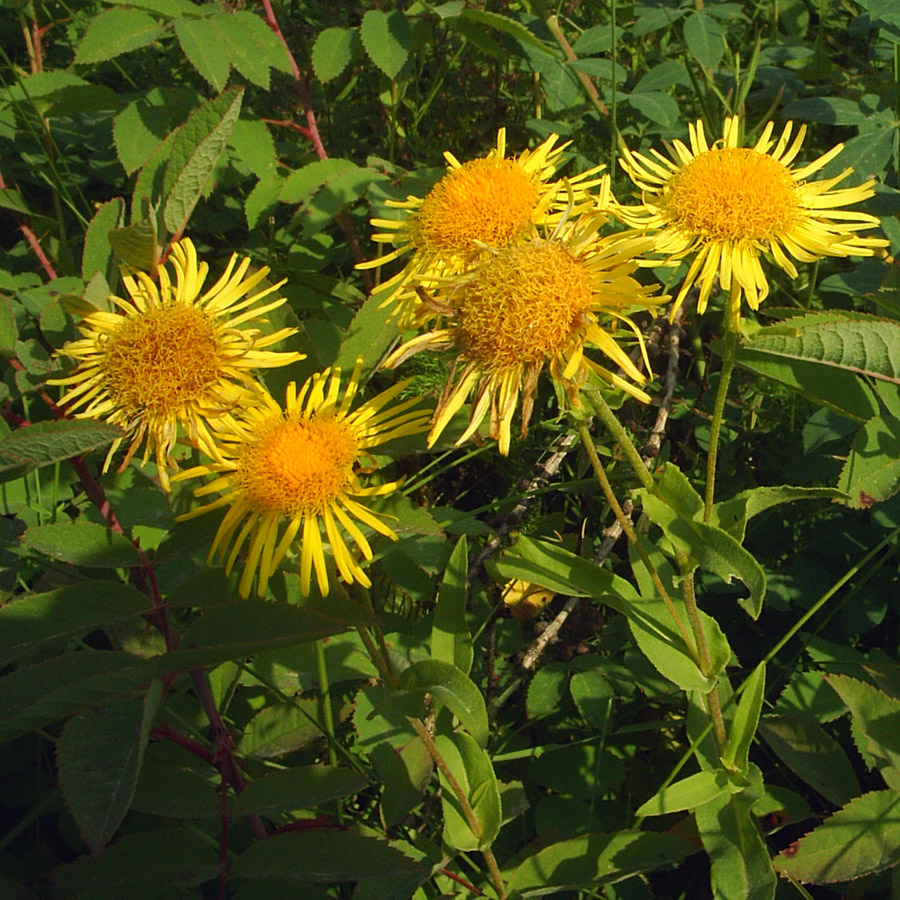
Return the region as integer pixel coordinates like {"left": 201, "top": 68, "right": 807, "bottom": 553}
{"left": 384, "top": 214, "right": 660, "bottom": 455}
{"left": 51, "top": 239, "right": 303, "bottom": 490}
{"left": 618, "top": 115, "right": 887, "bottom": 330}
{"left": 359, "top": 128, "right": 608, "bottom": 328}
{"left": 175, "top": 360, "right": 430, "bottom": 598}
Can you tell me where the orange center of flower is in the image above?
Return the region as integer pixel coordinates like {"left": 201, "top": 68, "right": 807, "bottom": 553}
{"left": 104, "top": 304, "right": 220, "bottom": 415}
{"left": 413, "top": 157, "right": 541, "bottom": 254}
{"left": 455, "top": 241, "right": 594, "bottom": 370}
{"left": 237, "top": 417, "right": 359, "bottom": 514}
{"left": 664, "top": 147, "right": 800, "bottom": 241}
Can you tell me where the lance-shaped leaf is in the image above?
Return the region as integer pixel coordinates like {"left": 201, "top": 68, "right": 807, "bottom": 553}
{"left": 82, "top": 198, "right": 124, "bottom": 281}
{"left": 56, "top": 682, "right": 162, "bottom": 853}
{"left": 628, "top": 534, "right": 731, "bottom": 693}
{"left": 758, "top": 714, "right": 860, "bottom": 807}
{"left": 232, "top": 766, "right": 370, "bottom": 817}
{"left": 0, "top": 420, "right": 124, "bottom": 482}
{"left": 431, "top": 537, "right": 472, "bottom": 675}
{"left": 435, "top": 731, "right": 501, "bottom": 851}
{"left": 162, "top": 87, "right": 244, "bottom": 237}
{"left": 774, "top": 790, "right": 900, "bottom": 883}
{"left": 711, "top": 485, "right": 846, "bottom": 540}
{"left": 21, "top": 522, "right": 142, "bottom": 568}
{"left": 638, "top": 465, "right": 766, "bottom": 618}
{"left": 505, "top": 830, "right": 693, "bottom": 897}
{"left": 695, "top": 768, "right": 777, "bottom": 900}
{"left": 636, "top": 768, "right": 743, "bottom": 817}
{"left": 723, "top": 664, "right": 766, "bottom": 774}
{"left": 0, "top": 581, "right": 150, "bottom": 662}
{"left": 396, "top": 660, "right": 488, "bottom": 748}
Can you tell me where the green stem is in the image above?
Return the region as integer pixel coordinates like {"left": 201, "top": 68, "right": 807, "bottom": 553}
{"left": 703, "top": 325, "right": 738, "bottom": 522}
{"left": 676, "top": 550, "right": 728, "bottom": 755}
{"left": 576, "top": 421, "right": 696, "bottom": 658}
{"left": 408, "top": 718, "right": 507, "bottom": 900}
{"left": 356, "top": 625, "right": 400, "bottom": 690}
{"left": 590, "top": 392, "right": 656, "bottom": 494}
{"left": 314, "top": 640, "right": 338, "bottom": 768}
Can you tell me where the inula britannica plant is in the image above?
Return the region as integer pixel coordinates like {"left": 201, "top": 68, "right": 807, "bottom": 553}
{"left": 6, "top": 4, "right": 900, "bottom": 898}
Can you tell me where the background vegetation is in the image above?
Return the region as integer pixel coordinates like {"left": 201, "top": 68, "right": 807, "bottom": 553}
{"left": 2, "top": 0, "right": 900, "bottom": 898}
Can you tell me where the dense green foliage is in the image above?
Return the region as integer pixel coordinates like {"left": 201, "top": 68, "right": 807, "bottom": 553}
{"left": 2, "top": 1, "right": 900, "bottom": 898}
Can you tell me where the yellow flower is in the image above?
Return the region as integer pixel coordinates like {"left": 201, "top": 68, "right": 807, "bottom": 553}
{"left": 359, "top": 127, "right": 608, "bottom": 327}
{"left": 51, "top": 239, "right": 303, "bottom": 490}
{"left": 175, "top": 360, "right": 430, "bottom": 598}
{"left": 618, "top": 115, "right": 887, "bottom": 330}
{"left": 383, "top": 214, "right": 659, "bottom": 456}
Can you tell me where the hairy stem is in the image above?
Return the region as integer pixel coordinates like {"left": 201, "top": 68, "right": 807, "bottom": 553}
{"left": 704, "top": 325, "right": 738, "bottom": 522}
{"left": 576, "top": 421, "right": 696, "bottom": 659}
{"left": 408, "top": 718, "right": 507, "bottom": 900}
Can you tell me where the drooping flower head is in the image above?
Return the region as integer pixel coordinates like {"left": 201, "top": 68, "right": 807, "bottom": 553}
{"left": 618, "top": 115, "right": 887, "bottom": 330}
{"left": 383, "top": 213, "right": 660, "bottom": 455}
{"left": 52, "top": 239, "right": 303, "bottom": 490}
{"left": 175, "top": 360, "right": 430, "bottom": 598}
{"left": 359, "top": 128, "right": 608, "bottom": 327}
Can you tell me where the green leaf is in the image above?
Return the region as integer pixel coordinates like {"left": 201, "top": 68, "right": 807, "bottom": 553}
{"left": 0, "top": 296, "right": 17, "bottom": 355}
{"left": 228, "top": 119, "right": 276, "bottom": 179}
{"left": 162, "top": 87, "right": 244, "bottom": 237}
{"left": 638, "top": 469, "right": 767, "bottom": 618}
{"left": 488, "top": 535, "right": 641, "bottom": 608}
{"left": 216, "top": 10, "right": 293, "bottom": 90}
{"left": 82, "top": 199, "right": 124, "bottom": 281}
{"left": 113, "top": 96, "right": 170, "bottom": 175}
{"left": 739, "top": 313, "right": 900, "bottom": 385}
{"left": 298, "top": 166, "right": 387, "bottom": 236}
{"left": 131, "top": 764, "right": 219, "bottom": 819}
{"left": 0, "top": 581, "right": 149, "bottom": 660}
{"left": 175, "top": 16, "right": 230, "bottom": 91}
{"left": 74, "top": 8, "right": 164, "bottom": 65}
{"left": 505, "top": 831, "right": 693, "bottom": 897}
{"left": 232, "top": 766, "right": 370, "bottom": 817}
{"left": 237, "top": 697, "right": 326, "bottom": 758}
{"left": 397, "top": 659, "right": 488, "bottom": 747}
{"left": 459, "top": 8, "right": 550, "bottom": 50}
{"left": 757, "top": 714, "right": 860, "bottom": 807}
{"left": 838, "top": 415, "right": 900, "bottom": 508}
{"left": 108, "top": 217, "right": 159, "bottom": 273}
{"left": 825, "top": 673, "right": 900, "bottom": 789}
{"left": 57, "top": 683, "right": 162, "bottom": 853}
{"left": 312, "top": 27, "right": 357, "bottom": 82}
{"left": 723, "top": 664, "right": 766, "bottom": 773}
{"left": 627, "top": 535, "right": 731, "bottom": 692}
{"left": 106, "top": 0, "right": 198, "bottom": 14}
{"left": 21, "top": 522, "right": 142, "bottom": 568}
{"left": 0, "top": 652, "right": 156, "bottom": 745}
{"left": 636, "top": 769, "right": 742, "bottom": 817}
{"left": 166, "top": 596, "right": 380, "bottom": 671}
{"left": 683, "top": 10, "right": 725, "bottom": 68}
{"left": 435, "top": 731, "right": 501, "bottom": 851}
{"left": 51, "top": 827, "right": 218, "bottom": 898}
{"left": 711, "top": 485, "right": 846, "bottom": 540}
{"left": 360, "top": 9, "right": 411, "bottom": 79}
{"left": 279, "top": 158, "right": 358, "bottom": 204}
{"left": 627, "top": 91, "right": 681, "bottom": 129}
{"left": 695, "top": 780, "right": 777, "bottom": 900}
{"left": 569, "top": 670, "right": 614, "bottom": 730}
{"left": 2, "top": 71, "right": 120, "bottom": 116}
{"left": 774, "top": 790, "right": 900, "bottom": 883}
{"left": 0, "top": 420, "right": 124, "bottom": 482}
{"left": 431, "top": 537, "right": 472, "bottom": 675}
{"left": 231, "top": 827, "right": 426, "bottom": 882}
{"left": 332, "top": 280, "right": 405, "bottom": 374}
